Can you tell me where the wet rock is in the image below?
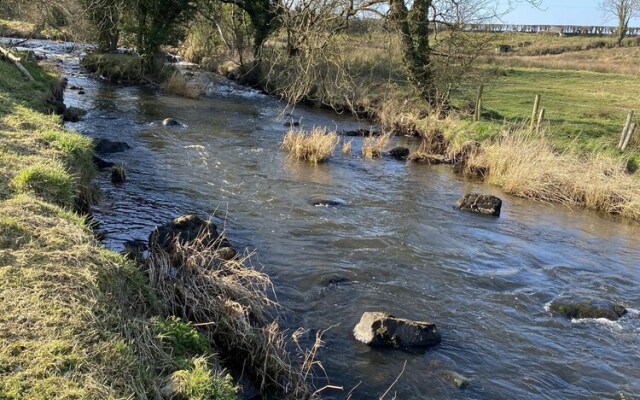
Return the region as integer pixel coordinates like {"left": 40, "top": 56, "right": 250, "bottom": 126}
{"left": 319, "top": 274, "right": 352, "bottom": 287}
{"left": 548, "top": 298, "right": 627, "bottom": 321}
{"left": 340, "top": 128, "right": 381, "bottom": 137}
{"left": 353, "top": 312, "right": 441, "bottom": 348}
{"left": 63, "top": 106, "right": 87, "bottom": 122}
{"left": 443, "top": 370, "right": 470, "bottom": 389}
{"left": 284, "top": 121, "right": 300, "bottom": 127}
{"left": 149, "top": 214, "right": 230, "bottom": 255}
{"left": 92, "top": 154, "right": 115, "bottom": 170}
{"left": 78, "top": 90, "right": 86, "bottom": 95}
{"left": 311, "top": 198, "right": 345, "bottom": 207}
{"left": 111, "top": 165, "right": 126, "bottom": 184}
{"left": 454, "top": 194, "right": 502, "bottom": 217}
{"left": 69, "top": 85, "right": 84, "bottom": 91}
{"left": 410, "top": 154, "right": 452, "bottom": 165}
{"left": 162, "top": 118, "right": 181, "bottom": 127}
{"left": 95, "top": 138, "right": 131, "bottom": 154}
{"left": 388, "top": 147, "right": 410, "bottom": 160}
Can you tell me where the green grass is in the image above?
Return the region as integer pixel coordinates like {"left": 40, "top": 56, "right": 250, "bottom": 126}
{"left": 465, "top": 68, "right": 640, "bottom": 154}
{"left": 0, "top": 57, "right": 238, "bottom": 399}
{"left": 81, "top": 53, "right": 143, "bottom": 82}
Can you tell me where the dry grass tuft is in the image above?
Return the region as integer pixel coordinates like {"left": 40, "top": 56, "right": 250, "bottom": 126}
{"left": 341, "top": 139, "right": 352, "bottom": 155}
{"left": 163, "top": 72, "right": 207, "bottom": 99}
{"left": 362, "top": 132, "right": 392, "bottom": 159}
{"left": 281, "top": 127, "right": 339, "bottom": 164}
{"left": 147, "top": 233, "right": 322, "bottom": 399}
{"left": 465, "top": 129, "right": 640, "bottom": 220}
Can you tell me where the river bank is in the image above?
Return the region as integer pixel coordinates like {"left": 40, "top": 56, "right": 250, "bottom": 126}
{"left": 0, "top": 50, "right": 314, "bottom": 399}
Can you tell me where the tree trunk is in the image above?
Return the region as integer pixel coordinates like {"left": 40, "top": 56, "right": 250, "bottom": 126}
{"left": 389, "top": 0, "right": 437, "bottom": 107}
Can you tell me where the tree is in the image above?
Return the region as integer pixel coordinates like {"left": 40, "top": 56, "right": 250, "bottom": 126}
{"left": 81, "top": 0, "right": 122, "bottom": 52}
{"left": 600, "top": 0, "right": 640, "bottom": 46}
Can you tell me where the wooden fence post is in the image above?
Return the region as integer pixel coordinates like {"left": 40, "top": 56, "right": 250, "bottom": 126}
{"left": 530, "top": 95, "right": 541, "bottom": 131}
{"left": 536, "top": 107, "right": 545, "bottom": 134}
{"left": 618, "top": 111, "right": 634, "bottom": 149}
{"left": 621, "top": 123, "right": 636, "bottom": 152}
{"left": 474, "top": 84, "right": 484, "bottom": 122}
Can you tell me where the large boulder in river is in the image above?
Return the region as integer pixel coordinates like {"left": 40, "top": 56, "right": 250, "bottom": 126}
{"left": 149, "top": 214, "right": 233, "bottom": 256}
{"left": 548, "top": 298, "right": 627, "bottom": 321}
{"left": 353, "top": 312, "right": 441, "bottom": 348}
{"left": 455, "top": 194, "right": 502, "bottom": 216}
{"left": 95, "top": 138, "right": 131, "bottom": 154}
{"left": 388, "top": 147, "right": 410, "bottom": 160}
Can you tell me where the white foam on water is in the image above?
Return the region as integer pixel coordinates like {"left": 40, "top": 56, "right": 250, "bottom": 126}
{"left": 571, "top": 317, "right": 623, "bottom": 330}
{"left": 543, "top": 301, "right": 553, "bottom": 313}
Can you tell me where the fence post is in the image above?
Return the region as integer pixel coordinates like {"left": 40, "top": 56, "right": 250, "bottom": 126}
{"left": 530, "top": 95, "right": 541, "bottom": 131}
{"left": 621, "top": 123, "right": 636, "bottom": 152}
{"left": 474, "top": 84, "right": 484, "bottom": 122}
{"left": 618, "top": 111, "right": 634, "bottom": 149}
{"left": 536, "top": 107, "right": 545, "bottom": 134}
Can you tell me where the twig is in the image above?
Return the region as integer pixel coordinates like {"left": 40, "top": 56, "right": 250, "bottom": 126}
{"left": 379, "top": 360, "right": 407, "bottom": 400}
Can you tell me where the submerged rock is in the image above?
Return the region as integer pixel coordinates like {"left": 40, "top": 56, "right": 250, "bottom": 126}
{"left": 95, "top": 138, "right": 131, "bottom": 154}
{"left": 162, "top": 118, "right": 181, "bottom": 127}
{"left": 92, "top": 154, "right": 114, "bottom": 170}
{"left": 340, "top": 128, "right": 381, "bottom": 137}
{"left": 549, "top": 298, "right": 627, "bottom": 321}
{"left": 443, "top": 370, "right": 470, "bottom": 389}
{"left": 353, "top": 312, "right": 441, "bottom": 348}
{"left": 63, "top": 106, "right": 87, "bottom": 122}
{"left": 284, "top": 120, "right": 300, "bottom": 127}
{"left": 388, "top": 147, "right": 410, "bottom": 160}
{"left": 149, "top": 214, "right": 230, "bottom": 254}
{"left": 454, "top": 194, "right": 502, "bottom": 216}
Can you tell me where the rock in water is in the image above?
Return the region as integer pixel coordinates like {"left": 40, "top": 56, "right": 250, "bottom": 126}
{"left": 353, "top": 312, "right": 441, "bottom": 348}
{"left": 111, "top": 165, "right": 126, "bottom": 184}
{"left": 388, "top": 147, "right": 410, "bottom": 160}
{"left": 95, "top": 138, "right": 131, "bottom": 154}
{"left": 92, "top": 154, "right": 114, "bottom": 170}
{"left": 149, "top": 214, "right": 229, "bottom": 255}
{"left": 549, "top": 298, "right": 627, "bottom": 321}
{"left": 455, "top": 194, "right": 502, "bottom": 216}
{"left": 162, "top": 118, "right": 181, "bottom": 126}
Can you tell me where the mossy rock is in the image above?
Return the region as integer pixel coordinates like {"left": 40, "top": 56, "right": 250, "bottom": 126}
{"left": 549, "top": 298, "right": 627, "bottom": 321}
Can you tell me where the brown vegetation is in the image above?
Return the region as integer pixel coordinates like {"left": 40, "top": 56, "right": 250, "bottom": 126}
{"left": 163, "top": 71, "right": 207, "bottom": 99}
{"left": 281, "top": 127, "right": 339, "bottom": 163}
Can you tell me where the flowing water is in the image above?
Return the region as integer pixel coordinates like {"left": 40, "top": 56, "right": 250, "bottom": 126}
{"left": 9, "top": 39, "right": 640, "bottom": 400}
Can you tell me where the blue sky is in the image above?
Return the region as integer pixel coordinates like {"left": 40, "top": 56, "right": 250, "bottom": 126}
{"left": 503, "top": 0, "right": 640, "bottom": 26}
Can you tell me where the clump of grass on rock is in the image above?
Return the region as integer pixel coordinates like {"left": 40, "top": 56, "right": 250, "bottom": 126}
{"left": 282, "top": 127, "right": 339, "bottom": 164}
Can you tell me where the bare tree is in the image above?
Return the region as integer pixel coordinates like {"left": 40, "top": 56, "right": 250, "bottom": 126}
{"left": 600, "top": 0, "right": 640, "bottom": 46}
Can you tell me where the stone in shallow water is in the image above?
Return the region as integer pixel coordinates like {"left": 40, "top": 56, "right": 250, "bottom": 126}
{"left": 548, "top": 298, "right": 627, "bottom": 321}
{"left": 149, "top": 214, "right": 228, "bottom": 253}
{"left": 95, "top": 138, "right": 131, "bottom": 154}
{"left": 162, "top": 118, "right": 181, "bottom": 127}
{"left": 353, "top": 311, "right": 441, "bottom": 348}
{"left": 454, "top": 193, "right": 502, "bottom": 216}
{"left": 388, "top": 146, "right": 410, "bottom": 160}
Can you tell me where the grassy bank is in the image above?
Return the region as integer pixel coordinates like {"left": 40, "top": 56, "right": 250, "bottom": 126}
{"left": 0, "top": 56, "right": 239, "bottom": 398}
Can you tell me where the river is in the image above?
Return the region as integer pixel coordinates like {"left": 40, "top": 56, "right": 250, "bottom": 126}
{"left": 9, "top": 39, "right": 640, "bottom": 400}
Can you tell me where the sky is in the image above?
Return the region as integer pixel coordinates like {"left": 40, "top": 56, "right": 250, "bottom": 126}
{"left": 503, "top": 0, "right": 640, "bottom": 26}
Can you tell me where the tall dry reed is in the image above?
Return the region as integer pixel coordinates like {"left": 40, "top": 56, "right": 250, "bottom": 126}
{"left": 362, "top": 132, "right": 392, "bottom": 159}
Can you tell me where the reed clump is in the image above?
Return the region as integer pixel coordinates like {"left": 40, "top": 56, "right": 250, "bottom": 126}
{"left": 163, "top": 71, "right": 207, "bottom": 99}
{"left": 147, "top": 232, "right": 322, "bottom": 399}
{"left": 465, "top": 128, "right": 640, "bottom": 220}
{"left": 281, "top": 127, "right": 339, "bottom": 164}
{"left": 362, "top": 132, "right": 392, "bottom": 159}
